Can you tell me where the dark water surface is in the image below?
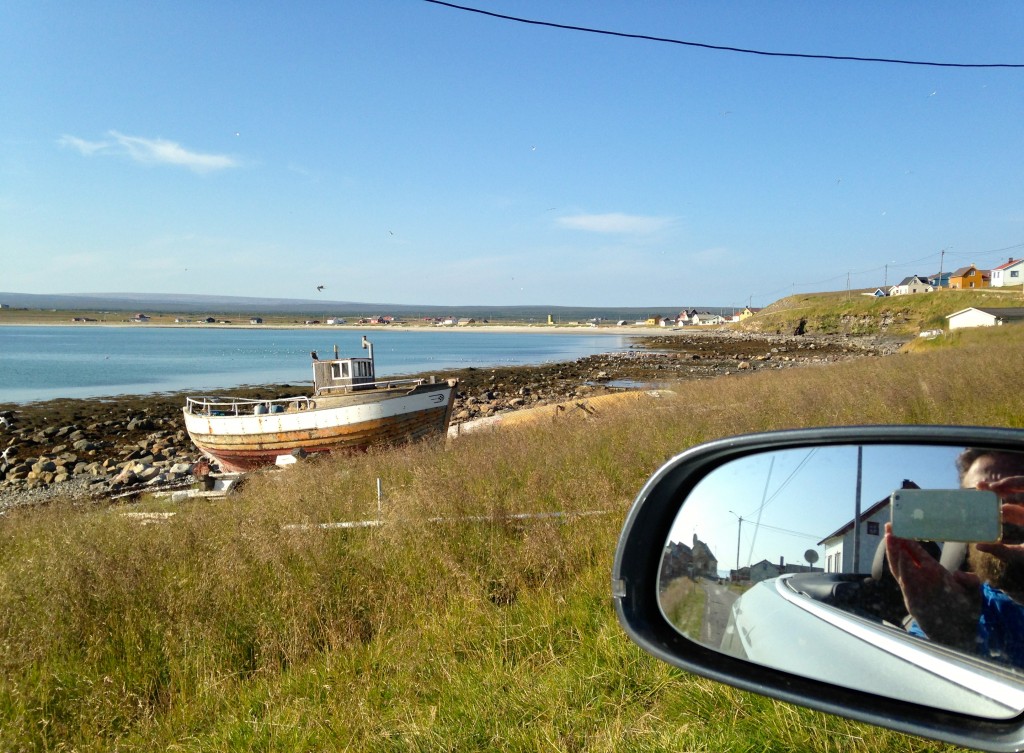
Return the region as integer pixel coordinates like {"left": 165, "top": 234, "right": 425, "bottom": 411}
{"left": 0, "top": 326, "right": 630, "bottom": 404}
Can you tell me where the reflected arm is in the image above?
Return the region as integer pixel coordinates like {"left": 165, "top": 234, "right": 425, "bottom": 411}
{"left": 885, "top": 523, "right": 982, "bottom": 651}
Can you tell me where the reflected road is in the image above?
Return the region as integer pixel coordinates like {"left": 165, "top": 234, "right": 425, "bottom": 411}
{"left": 701, "top": 579, "right": 739, "bottom": 647}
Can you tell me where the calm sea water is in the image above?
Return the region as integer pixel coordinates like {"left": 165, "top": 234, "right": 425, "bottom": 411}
{"left": 0, "top": 326, "right": 632, "bottom": 404}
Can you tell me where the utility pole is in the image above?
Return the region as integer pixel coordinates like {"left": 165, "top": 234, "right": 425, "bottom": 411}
{"left": 852, "top": 447, "right": 863, "bottom": 573}
{"left": 730, "top": 511, "right": 743, "bottom": 571}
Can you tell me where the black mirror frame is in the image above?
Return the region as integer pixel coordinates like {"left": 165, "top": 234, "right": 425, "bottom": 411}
{"left": 612, "top": 425, "right": 1024, "bottom": 752}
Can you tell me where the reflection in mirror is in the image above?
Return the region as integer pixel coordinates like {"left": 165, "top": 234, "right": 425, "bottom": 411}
{"left": 658, "top": 444, "right": 1024, "bottom": 720}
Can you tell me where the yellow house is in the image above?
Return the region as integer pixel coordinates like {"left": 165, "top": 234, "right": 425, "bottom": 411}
{"left": 949, "top": 265, "right": 989, "bottom": 290}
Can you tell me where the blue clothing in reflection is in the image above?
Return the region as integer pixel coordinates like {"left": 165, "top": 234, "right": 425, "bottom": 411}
{"left": 977, "top": 582, "right": 1024, "bottom": 667}
{"left": 909, "top": 583, "right": 1024, "bottom": 667}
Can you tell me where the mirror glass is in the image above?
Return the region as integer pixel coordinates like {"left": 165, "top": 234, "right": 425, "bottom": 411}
{"left": 659, "top": 444, "right": 1024, "bottom": 719}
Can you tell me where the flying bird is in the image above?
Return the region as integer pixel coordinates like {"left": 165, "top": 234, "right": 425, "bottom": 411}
{"left": 316, "top": 285, "right": 325, "bottom": 292}
{"left": 0, "top": 447, "right": 13, "bottom": 462}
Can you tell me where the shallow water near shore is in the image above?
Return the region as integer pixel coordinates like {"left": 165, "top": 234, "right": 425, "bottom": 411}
{"left": 0, "top": 326, "right": 630, "bottom": 404}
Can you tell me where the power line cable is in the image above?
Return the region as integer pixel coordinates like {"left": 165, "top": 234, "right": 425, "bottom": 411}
{"left": 423, "top": 0, "right": 1024, "bottom": 69}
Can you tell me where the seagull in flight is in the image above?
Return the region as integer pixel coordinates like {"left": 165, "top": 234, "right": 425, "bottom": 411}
{"left": 0, "top": 447, "right": 13, "bottom": 462}
{"left": 316, "top": 285, "right": 325, "bottom": 292}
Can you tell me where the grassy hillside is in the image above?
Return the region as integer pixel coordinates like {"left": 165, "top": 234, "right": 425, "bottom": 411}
{"left": 3, "top": 325, "right": 1023, "bottom": 750}
{"left": 741, "top": 286, "right": 1024, "bottom": 336}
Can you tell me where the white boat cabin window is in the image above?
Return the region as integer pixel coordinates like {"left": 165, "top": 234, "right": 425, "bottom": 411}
{"left": 329, "top": 359, "right": 373, "bottom": 380}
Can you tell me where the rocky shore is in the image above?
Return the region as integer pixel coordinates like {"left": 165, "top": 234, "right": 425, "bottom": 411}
{"left": 0, "top": 331, "right": 904, "bottom": 511}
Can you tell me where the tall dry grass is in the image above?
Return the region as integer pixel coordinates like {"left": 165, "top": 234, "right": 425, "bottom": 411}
{"left": 2, "top": 325, "right": 1020, "bottom": 750}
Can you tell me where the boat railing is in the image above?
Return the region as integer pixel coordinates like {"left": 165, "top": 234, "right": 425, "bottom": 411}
{"left": 185, "top": 395, "right": 313, "bottom": 416}
{"left": 315, "top": 377, "right": 425, "bottom": 395}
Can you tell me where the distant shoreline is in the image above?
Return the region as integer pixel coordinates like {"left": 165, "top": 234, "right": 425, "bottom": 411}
{"left": 0, "top": 320, "right": 693, "bottom": 336}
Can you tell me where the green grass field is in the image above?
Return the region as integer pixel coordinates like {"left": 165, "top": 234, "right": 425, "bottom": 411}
{"left": 4, "top": 324, "right": 1022, "bottom": 750}
{"left": 743, "top": 286, "right": 1024, "bottom": 336}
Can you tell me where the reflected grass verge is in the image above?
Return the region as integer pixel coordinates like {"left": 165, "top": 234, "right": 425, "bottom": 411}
{"left": 0, "top": 326, "right": 1020, "bottom": 750}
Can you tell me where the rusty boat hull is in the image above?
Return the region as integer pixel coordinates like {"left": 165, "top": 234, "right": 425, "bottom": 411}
{"left": 183, "top": 380, "right": 456, "bottom": 473}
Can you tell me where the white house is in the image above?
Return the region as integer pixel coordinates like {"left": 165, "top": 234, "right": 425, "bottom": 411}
{"left": 990, "top": 258, "right": 1024, "bottom": 288}
{"left": 819, "top": 495, "right": 893, "bottom": 575}
{"left": 691, "top": 311, "right": 725, "bottom": 326}
{"left": 947, "top": 307, "right": 1024, "bottom": 330}
{"left": 888, "top": 276, "right": 933, "bottom": 296}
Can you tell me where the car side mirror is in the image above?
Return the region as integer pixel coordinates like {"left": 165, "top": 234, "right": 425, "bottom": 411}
{"left": 612, "top": 426, "right": 1024, "bottom": 753}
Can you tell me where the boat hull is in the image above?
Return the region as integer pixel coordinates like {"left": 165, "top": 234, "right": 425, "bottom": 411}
{"left": 183, "top": 381, "right": 455, "bottom": 472}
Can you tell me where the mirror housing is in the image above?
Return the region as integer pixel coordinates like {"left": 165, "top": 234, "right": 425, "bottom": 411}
{"left": 612, "top": 425, "right": 1024, "bottom": 752}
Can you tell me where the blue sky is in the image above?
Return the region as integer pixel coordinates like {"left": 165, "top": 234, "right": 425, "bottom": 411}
{"left": 2, "top": 2, "right": 1023, "bottom": 307}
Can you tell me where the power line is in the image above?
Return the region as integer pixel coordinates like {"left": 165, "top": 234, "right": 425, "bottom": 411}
{"left": 423, "top": 1, "right": 1024, "bottom": 69}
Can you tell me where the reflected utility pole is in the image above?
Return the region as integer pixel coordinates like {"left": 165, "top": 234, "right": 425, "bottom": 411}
{"left": 729, "top": 510, "right": 743, "bottom": 571}
{"left": 852, "top": 447, "right": 863, "bottom": 573}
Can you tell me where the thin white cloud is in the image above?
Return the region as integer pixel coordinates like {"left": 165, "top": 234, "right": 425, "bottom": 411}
{"left": 58, "top": 135, "right": 111, "bottom": 155}
{"left": 109, "top": 131, "right": 238, "bottom": 173}
{"left": 557, "top": 212, "right": 673, "bottom": 234}
{"left": 58, "top": 131, "right": 239, "bottom": 173}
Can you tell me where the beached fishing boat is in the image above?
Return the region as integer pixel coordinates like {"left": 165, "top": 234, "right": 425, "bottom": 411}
{"left": 182, "top": 337, "right": 457, "bottom": 472}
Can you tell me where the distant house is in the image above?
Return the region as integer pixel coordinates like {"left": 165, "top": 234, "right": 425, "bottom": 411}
{"left": 661, "top": 534, "right": 719, "bottom": 581}
{"left": 928, "top": 271, "right": 952, "bottom": 289}
{"left": 645, "top": 315, "right": 665, "bottom": 326}
{"left": 889, "top": 275, "right": 933, "bottom": 296}
{"left": 947, "top": 307, "right": 1024, "bottom": 330}
{"left": 691, "top": 311, "right": 725, "bottom": 325}
{"left": 174, "top": 317, "right": 191, "bottom": 324}
{"left": 990, "top": 258, "right": 1024, "bottom": 288}
{"left": 457, "top": 318, "right": 476, "bottom": 326}
{"left": 728, "top": 307, "right": 761, "bottom": 323}
{"left": 862, "top": 288, "right": 888, "bottom": 298}
{"left": 0, "top": 303, "right": 9, "bottom": 309}
{"left": 949, "top": 264, "right": 989, "bottom": 290}
{"left": 249, "top": 317, "right": 263, "bottom": 324}
{"left": 201, "top": 317, "right": 216, "bottom": 324}
{"left": 675, "top": 310, "right": 691, "bottom": 326}
{"left": 730, "top": 558, "right": 821, "bottom": 583}
{"left": 747, "top": 559, "right": 781, "bottom": 584}
{"left": 326, "top": 317, "right": 346, "bottom": 325}
{"left": 132, "top": 313, "right": 150, "bottom": 322}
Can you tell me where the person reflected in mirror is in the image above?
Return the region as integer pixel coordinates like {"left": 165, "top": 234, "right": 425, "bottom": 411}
{"left": 886, "top": 450, "right": 1024, "bottom": 666}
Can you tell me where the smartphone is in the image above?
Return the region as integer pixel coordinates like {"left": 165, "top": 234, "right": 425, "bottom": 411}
{"left": 890, "top": 488, "right": 1001, "bottom": 542}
